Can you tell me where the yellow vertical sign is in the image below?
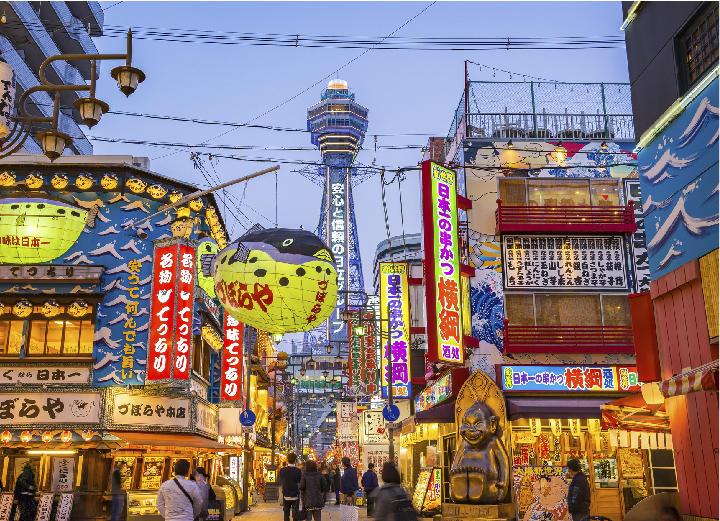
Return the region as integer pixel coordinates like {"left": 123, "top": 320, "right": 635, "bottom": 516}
{"left": 379, "top": 262, "right": 411, "bottom": 398}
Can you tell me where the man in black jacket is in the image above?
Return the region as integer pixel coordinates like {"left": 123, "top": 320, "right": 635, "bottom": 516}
{"left": 279, "top": 453, "right": 303, "bottom": 521}
{"left": 566, "top": 459, "right": 591, "bottom": 521}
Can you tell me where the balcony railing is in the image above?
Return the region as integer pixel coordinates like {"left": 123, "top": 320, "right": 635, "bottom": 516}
{"left": 502, "top": 319, "right": 635, "bottom": 354}
{"left": 466, "top": 113, "right": 635, "bottom": 141}
{"left": 495, "top": 200, "right": 637, "bottom": 235}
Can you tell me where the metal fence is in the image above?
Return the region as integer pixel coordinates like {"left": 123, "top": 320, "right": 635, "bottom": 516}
{"left": 446, "top": 81, "right": 635, "bottom": 153}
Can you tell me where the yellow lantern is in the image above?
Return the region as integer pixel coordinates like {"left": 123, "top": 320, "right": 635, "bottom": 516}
{"left": 550, "top": 419, "right": 562, "bottom": 436}
{"left": 25, "top": 173, "right": 43, "bottom": 189}
{"left": 82, "top": 430, "right": 93, "bottom": 441}
{"left": 189, "top": 199, "right": 204, "bottom": 211}
{"left": 147, "top": 184, "right": 167, "bottom": 199}
{"left": 51, "top": 173, "right": 68, "bottom": 189}
{"left": 101, "top": 173, "right": 119, "bottom": 190}
{"left": 41, "top": 300, "right": 61, "bottom": 318}
{"left": 75, "top": 173, "right": 94, "bottom": 190}
{"left": 61, "top": 430, "right": 72, "bottom": 443}
{"left": 569, "top": 419, "right": 582, "bottom": 437}
{"left": 0, "top": 431, "right": 11, "bottom": 444}
{"left": 0, "top": 194, "right": 88, "bottom": 264}
{"left": 0, "top": 303, "right": 4, "bottom": 315}
{"left": 12, "top": 300, "right": 32, "bottom": 318}
{"left": 126, "top": 177, "right": 147, "bottom": 193}
{"left": 529, "top": 418, "right": 542, "bottom": 437}
{"left": 68, "top": 300, "right": 90, "bottom": 317}
{"left": 213, "top": 228, "right": 338, "bottom": 333}
{"left": 587, "top": 418, "right": 601, "bottom": 435}
{"left": 0, "top": 171, "right": 15, "bottom": 186}
{"left": 20, "top": 431, "right": 31, "bottom": 443}
{"left": 196, "top": 238, "right": 219, "bottom": 298}
{"left": 168, "top": 190, "right": 183, "bottom": 203}
{"left": 41, "top": 431, "right": 52, "bottom": 444}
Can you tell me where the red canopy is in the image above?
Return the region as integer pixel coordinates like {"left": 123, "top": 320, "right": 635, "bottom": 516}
{"left": 660, "top": 360, "right": 718, "bottom": 398}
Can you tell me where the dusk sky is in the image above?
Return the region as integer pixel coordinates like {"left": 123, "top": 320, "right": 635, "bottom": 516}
{"left": 91, "top": 1, "right": 631, "bottom": 295}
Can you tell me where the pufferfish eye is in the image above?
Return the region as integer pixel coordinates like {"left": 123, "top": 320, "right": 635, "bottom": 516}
{"left": 282, "top": 238, "right": 293, "bottom": 247}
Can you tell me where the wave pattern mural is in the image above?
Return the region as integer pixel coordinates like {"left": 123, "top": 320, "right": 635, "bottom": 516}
{"left": 639, "top": 78, "right": 719, "bottom": 278}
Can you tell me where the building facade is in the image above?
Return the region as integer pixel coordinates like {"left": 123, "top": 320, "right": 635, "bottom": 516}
{"left": 622, "top": 2, "right": 719, "bottom": 519}
{"left": 0, "top": 2, "right": 103, "bottom": 155}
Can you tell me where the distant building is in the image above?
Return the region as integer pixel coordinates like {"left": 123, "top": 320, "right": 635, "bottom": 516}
{"left": 0, "top": 2, "right": 104, "bottom": 155}
{"left": 623, "top": 2, "right": 719, "bottom": 518}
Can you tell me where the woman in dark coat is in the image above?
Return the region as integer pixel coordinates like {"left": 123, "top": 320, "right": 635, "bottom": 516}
{"left": 14, "top": 463, "right": 38, "bottom": 521}
{"left": 331, "top": 463, "right": 341, "bottom": 505}
{"left": 299, "top": 460, "right": 328, "bottom": 521}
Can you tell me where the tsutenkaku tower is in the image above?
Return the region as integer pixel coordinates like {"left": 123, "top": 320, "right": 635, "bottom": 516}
{"left": 302, "top": 79, "right": 369, "bottom": 353}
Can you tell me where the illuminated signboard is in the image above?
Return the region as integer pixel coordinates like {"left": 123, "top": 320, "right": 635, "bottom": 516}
{"left": 221, "top": 314, "right": 244, "bottom": 402}
{"left": 500, "top": 365, "right": 642, "bottom": 392}
{"left": 414, "top": 372, "right": 453, "bottom": 413}
{"left": 379, "top": 262, "right": 411, "bottom": 399}
{"left": 421, "top": 161, "right": 464, "bottom": 365}
{"left": 348, "top": 303, "right": 379, "bottom": 395}
{"left": 146, "top": 239, "right": 195, "bottom": 383}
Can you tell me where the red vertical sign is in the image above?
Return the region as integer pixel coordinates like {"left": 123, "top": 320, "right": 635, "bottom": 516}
{"left": 147, "top": 245, "right": 178, "bottom": 381}
{"left": 221, "top": 313, "right": 244, "bottom": 402}
{"left": 173, "top": 244, "right": 195, "bottom": 380}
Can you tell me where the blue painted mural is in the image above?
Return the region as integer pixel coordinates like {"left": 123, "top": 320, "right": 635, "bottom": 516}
{"left": 639, "top": 78, "right": 719, "bottom": 278}
{"left": 0, "top": 167, "right": 225, "bottom": 387}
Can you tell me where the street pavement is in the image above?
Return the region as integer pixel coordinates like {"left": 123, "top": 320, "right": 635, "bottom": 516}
{"left": 236, "top": 496, "right": 372, "bottom": 521}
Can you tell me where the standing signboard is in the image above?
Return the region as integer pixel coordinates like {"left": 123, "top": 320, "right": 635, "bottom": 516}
{"left": 421, "top": 160, "right": 464, "bottom": 365}
{"left": 379, "top": 262, "right": 411, "bottom": 398}
{"left": 54, "top": 493, "right": 74, "bottom": 521}
{"left": 0, "top": 494, "right": 11, "bottom": 521}
{"left": 36, "top": 493, "right": 54, "bottom": 521}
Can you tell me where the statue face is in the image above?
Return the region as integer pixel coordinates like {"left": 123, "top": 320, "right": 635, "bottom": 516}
{"left": 459, "top": 402, "right": 497, "bottom": 447}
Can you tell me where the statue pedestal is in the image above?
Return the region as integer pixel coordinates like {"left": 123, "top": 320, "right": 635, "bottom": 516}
{"left": 439, "top": 502, "right": 515, "bottom": 521}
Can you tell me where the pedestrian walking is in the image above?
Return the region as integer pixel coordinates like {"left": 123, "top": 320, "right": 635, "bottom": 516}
{"left": 110, "top": 461, "right": 126, "bottom": 521}
{"left": 157, "top": 459, "right": 202, "bottom": 521}
{"left": 331, "top": 463, "right": 341, "bottom": 505}
{"left": 299, "top": 460, "right": 329, "bottom": 521}
{"left": 361, "top": 463, "right": 379, "bottom": 517}
{"left": 373, "top": 463, "right": 415, "bottom": 521}
{"left": 13, "top": 463, "right": 37, "bottom": 521}
{"left": 321, "top": 466, "right": 332, "bottom": 504}
{"left": 278, "top": 453, "right": 303, "bottom": 521}
{"left": 339, "top": 457, "right": 358, "bottom": 505}
{"left": 193, "top": 467, "right": 216, "bottom": 521}
{"left": 566, "top": 459, "right": 591, "bottom": 521}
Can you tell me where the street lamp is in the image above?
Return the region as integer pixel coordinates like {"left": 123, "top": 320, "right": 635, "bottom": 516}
{"left": 306, "top": 357, "right": 316, "bottom": 370}
{"left": 272, "top": 333, "right": 284, "bottom": 344}
{"left": 4, "top": 29, "right": 145, "bottom": 161}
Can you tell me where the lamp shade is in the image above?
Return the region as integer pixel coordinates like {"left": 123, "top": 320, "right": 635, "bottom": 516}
{"left": 110, "top": 65, "right": 146, "bottom": 97}
{"left": 212, "top": 228, "right": 338, "bottom": 334}
{"left": 72, "top": 97, "right": 109, "bottom": 129}
{"left": 0, "top": 194, "right": 88, "bottom": 263}
{"left": 36, "top": 130, "right": 73, "bottom": 161}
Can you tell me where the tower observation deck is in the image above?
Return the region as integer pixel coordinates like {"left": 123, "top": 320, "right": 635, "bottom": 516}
{"left": 301, "top": 79, "right": 371, "bottom": 357}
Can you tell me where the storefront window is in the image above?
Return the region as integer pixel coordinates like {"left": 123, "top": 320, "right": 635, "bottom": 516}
{"left": 527, "top": 179, "right": 591, "bottom": 207}
{"left": 505, "top": 294, "right": 535, "bottom": 325}
{"left": 0, "top": 322, "right": 23, "bottom": 355}
{"left": 499, "top": 179, "right": 527, "bottom": 205}
{"left": 590, "top": 180, "right": 621, "bottom": 206}
{"left": 506, "top": 294, "right": 630, "bottom": 327}
{"left": 601, "top": 295, "right": 632, "bottom": 326}
{"left": 22, "top": 320, "right": 94, "bottom": 356}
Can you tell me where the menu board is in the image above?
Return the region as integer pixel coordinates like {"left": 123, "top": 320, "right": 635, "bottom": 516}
{"left": 618, "top": 448, "right": 644, "bottom": 479}
{"left": 422, "top": 468, "right": 442, "bottom": 514}
{"left": 114, "top": 456, "right": 137, "bottom": 490}
{"left": 140, "top": 456, "right": 165, "bottom": 490}
{"left": 411, "top": 468, "right": 432, "bottom": 512}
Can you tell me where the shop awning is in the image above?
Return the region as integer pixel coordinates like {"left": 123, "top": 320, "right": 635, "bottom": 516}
{"left": 109, "top": 431, "right": 233, "bottom": 450}
{"left": 660, "top": 360, "right": 719, "bottom": 398}
{"left": 414, "top": 402, "right": 455, "bottom": 424}
{"left": 506, "top": 397, "right": 609, "bottom": 420}
{"left": 600, "top": 393, "right": 670, "bottom": 432}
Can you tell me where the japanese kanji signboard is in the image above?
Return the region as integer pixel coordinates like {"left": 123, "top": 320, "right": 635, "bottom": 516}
{"left": 348, "top": 299, "right": 379, "bottom": 396}
{"left": 111, "top": 393, "right": 190, "bottom": 428}
{"left": 362, "top": 409, "right": 388, "bottom": 444}
{"left": 327, "top": 174, "right": 349, "bottom": 344}
{"left": 0, "top": 367, "right": 89, "bottom": 385}
{"left": 146, "top": 238, "right": 196, "bottom": 383}
{"left": 51, "top": 457, "right": 75, "bottom": 492}
{"left": 379, "top": 263, "right": 411, "bottom": 398}
{"left": 421, "top": 161, "right": 464, "bottom": 365}
{"left": 221, "top": 314, "right": 244, "bottom": 402}
{"left": 0, "top": 392, "right": 100, "bottom": 425}
{"left": 499, "top": 365, "right": 642, "bottom": 392}
{"left": 502, "top": 235, "right": 629, "bottom": 290}
{"left": 624, "top": 180, "right": 651, "bottom": 293}
{"left": 337, "top": 401, "right": 358, "bottom": 442}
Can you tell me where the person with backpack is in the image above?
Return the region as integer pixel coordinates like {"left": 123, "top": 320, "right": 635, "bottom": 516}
{"left": 299, "top": 460, "right": 329, "bottom": 521}
{"left": 157, "top": 459, "right": 202, "bottom": 521}
{"left": 361, "top": 463, "right": 379, "bottom": 516}
{"left": 193, "top": 467, "right": 216, "bottom": 521}
{"left": 372, "top": 462, "right": 416, "bottom": 521}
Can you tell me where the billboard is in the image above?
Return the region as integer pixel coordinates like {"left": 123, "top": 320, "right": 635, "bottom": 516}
{"left": 221, "top": 314, "right": 244, "bottom": 402}
{"left": 348, "top": 299, "right": 379, "bottom": 396}
{"left": 379, "top": 262, "right": 411, "bottom": 399}
{"left": 422, "top": 161, "right": 464, "bottom": 365}
{"left": 499, "top": 365, "right": 642, "bottom": 392}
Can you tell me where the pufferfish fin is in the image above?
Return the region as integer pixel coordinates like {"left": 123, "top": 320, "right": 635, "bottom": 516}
{"left": 200, "top": 253, "right": 216, "bottom": 276}
{"left": 230, "top": 242, "right": 250, "bottom": 264}
{"left": 313, "top": 250, "right": 333, "bottom": 263}
{"left": 245, "top": 223, "right": 265, "bottom": 234}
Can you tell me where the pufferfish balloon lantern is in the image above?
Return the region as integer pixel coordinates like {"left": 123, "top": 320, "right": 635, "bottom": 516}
{"left": 211, "top": 227, "right": 338, "bottom": 333}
